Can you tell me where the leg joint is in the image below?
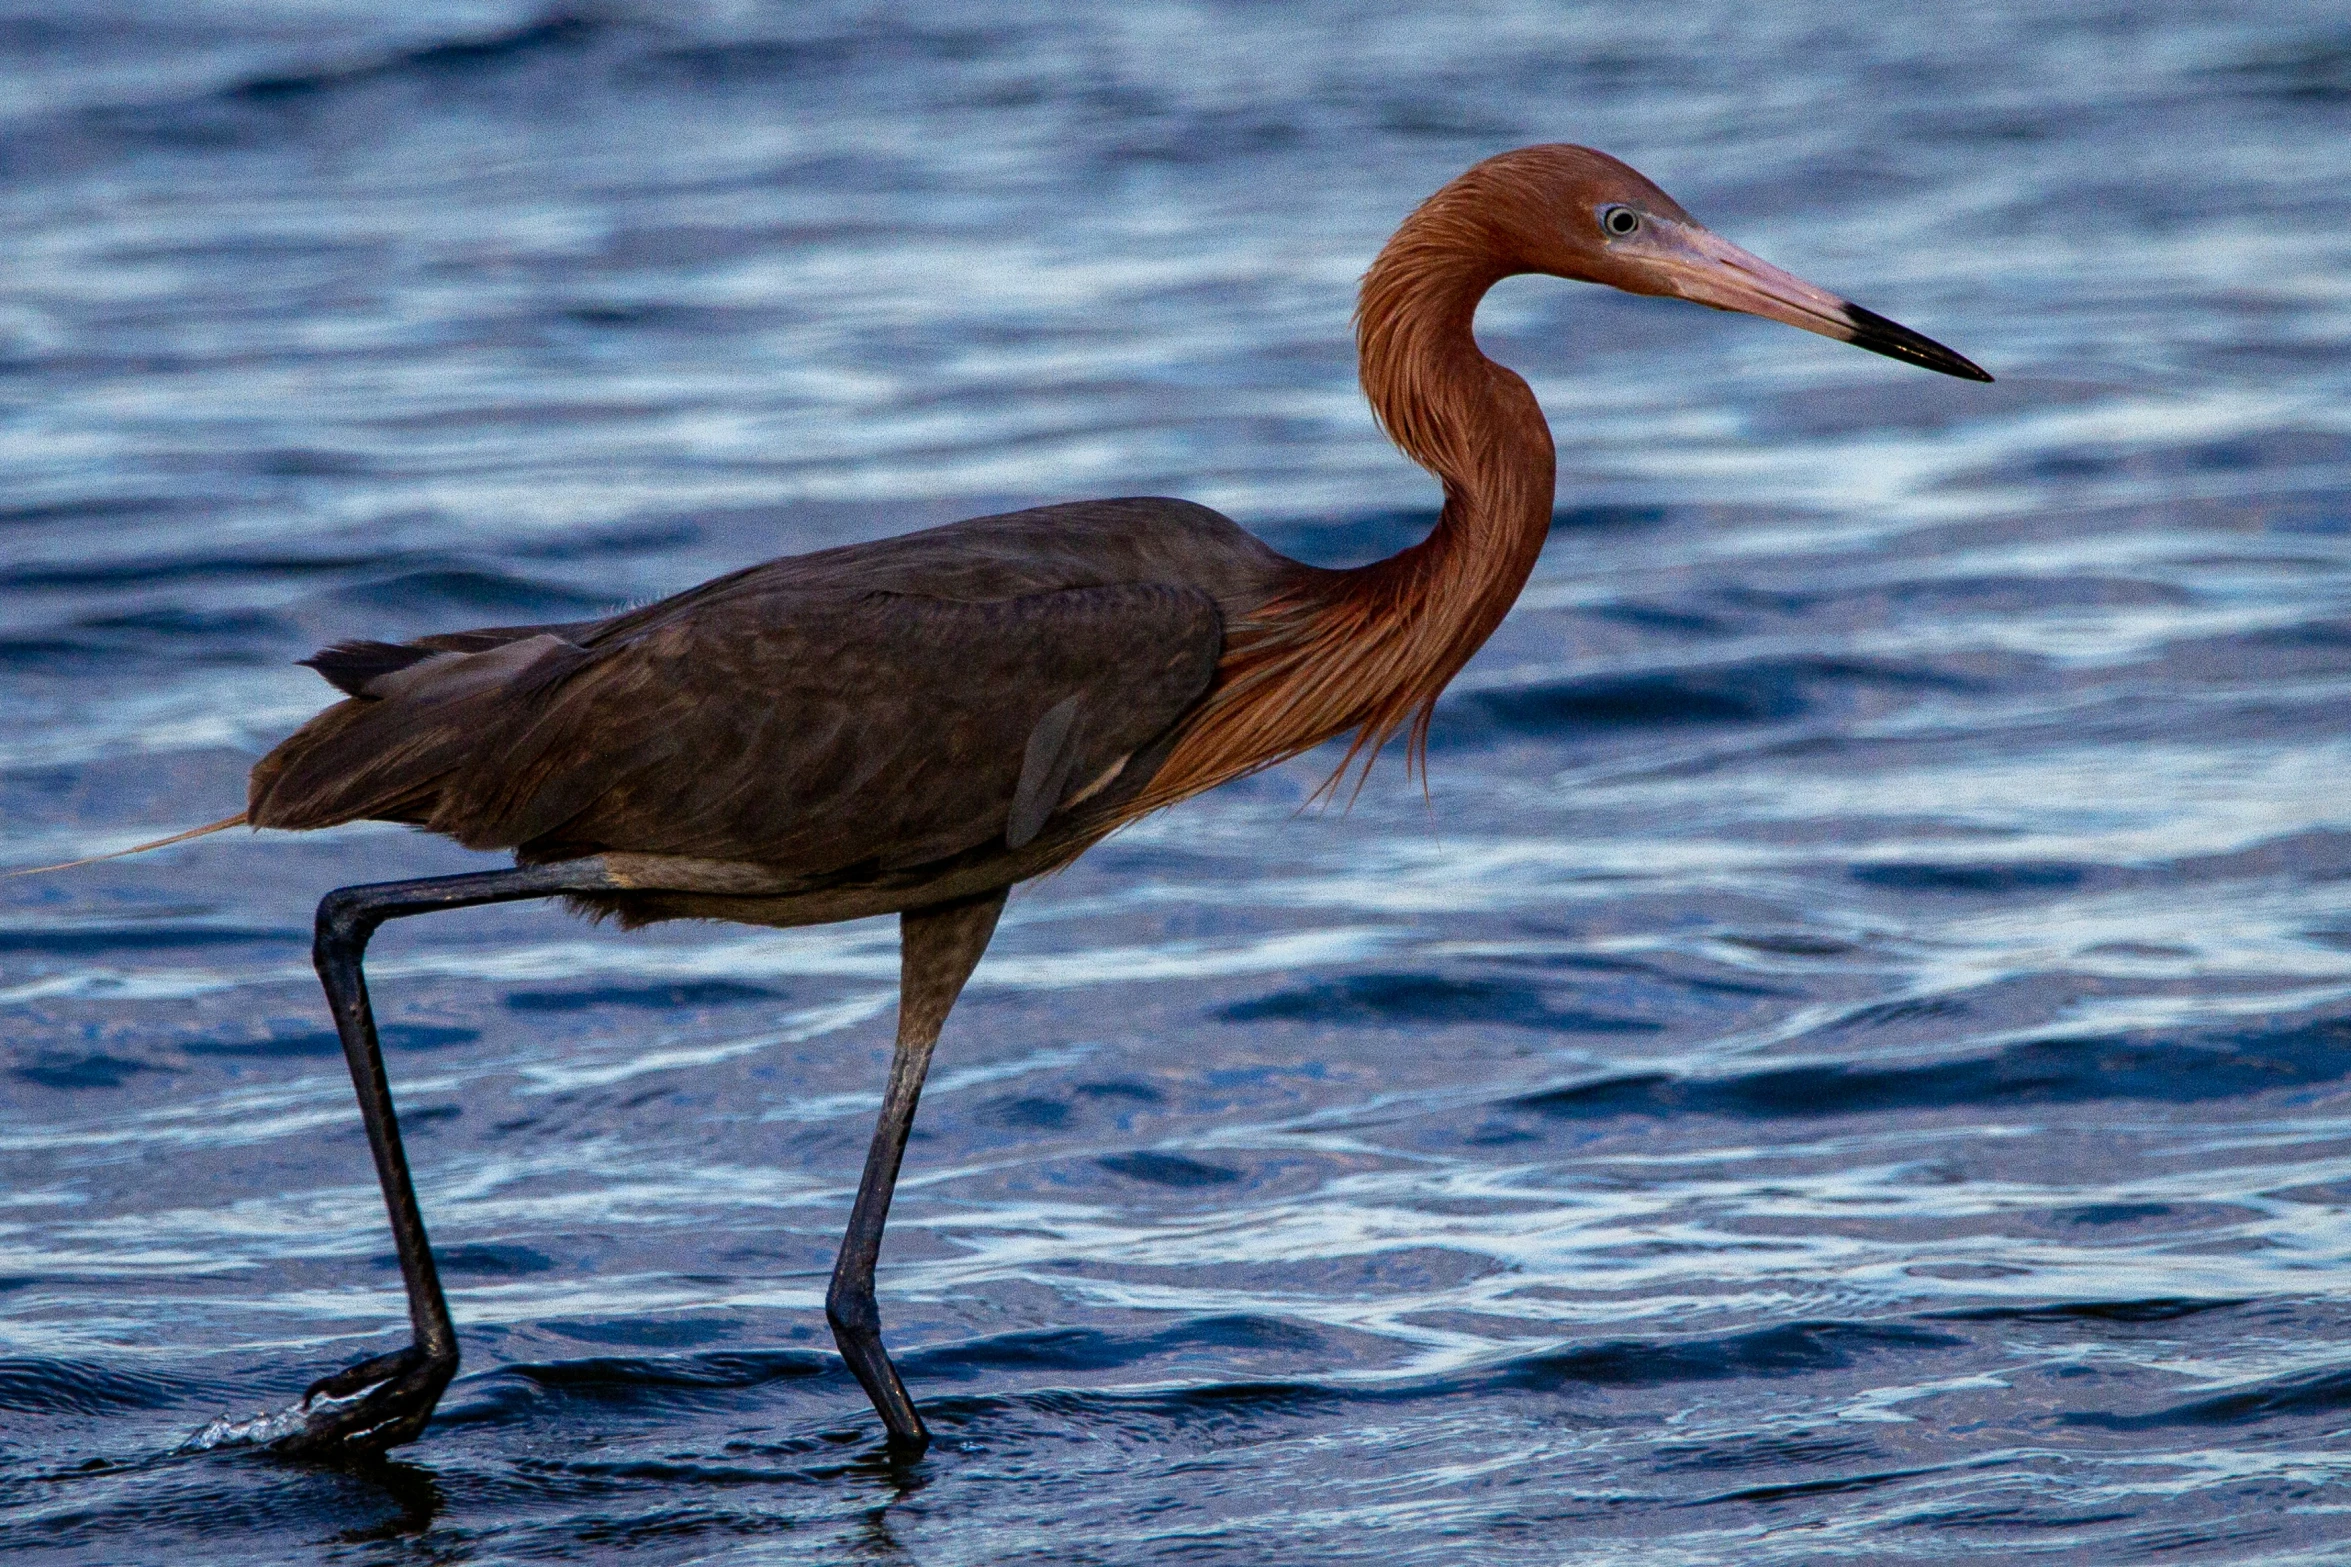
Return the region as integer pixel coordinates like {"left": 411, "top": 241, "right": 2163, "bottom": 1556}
{"left": 826, "top": 1279, "right": 881, "bottom": 1341}
{"left": 315, "top": 885, "right": 386, "bottom": 957}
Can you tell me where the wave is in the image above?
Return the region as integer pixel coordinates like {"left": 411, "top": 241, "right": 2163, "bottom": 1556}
{"left": 0, "top": 924, "right": 297, "bottom": 955}
{"left": 328, "top": 567, "right": 617, "bottom": 616}
{"left": 226, "top": 14, "right": 608, "bottom": 107}
{"left": 1437, "top": 655, "right": 1974, "bottom": 744}
{"left": 0, "top": 548, "right": 391, "bottom": 591}
{"left": 1507, "top": 1017, "right": 2351, "bottom": 1121}
{"left": 0, "top": 1358, "right": 211, "bottom": 1415}
{"left": 182, "top": 1023, "right": 478, "bottom": 1060}
{"left": 0, "top": 11, "right": 1038, "bottom": 179}
{"left": 1933, "top": 1297, "right": 2248, "bottom": 1324}
{"left": 1218, "top": 971, "right": 1658, "bottom": 1032}
{"left": 10, "top": 1053, "right": 171, "bottom": 1090}
{"left": 2069, "top": 1364, "right": 2351, "bottom": 1430}
{"left": 1849, "top": 861, "right": 2089, "bottom": 894}
{"left": 503, "top": 979, "right": 781, "bottom": 1012}
{"left": 1096, "top": 1150, "right": 1241, "bottom": 1187}
{"left": 436, "top": 1314, "right": 1955, "bottom": 1437}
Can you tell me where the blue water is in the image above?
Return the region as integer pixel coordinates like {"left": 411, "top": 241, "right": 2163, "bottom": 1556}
{"left": 3, "top": 2, "right": 2350, "bottom": 1560}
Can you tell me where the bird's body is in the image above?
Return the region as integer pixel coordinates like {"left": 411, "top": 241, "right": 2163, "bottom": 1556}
{"left": 250, "top": 497, "right": 1275, "bottom": 927}
{"left": 202, "top": 144, "right": 1987, "bottom": 1459}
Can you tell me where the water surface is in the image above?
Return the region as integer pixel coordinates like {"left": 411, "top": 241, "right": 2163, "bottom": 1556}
{"left": 4, "top": 2, "right": 2351, "bottom": 1561}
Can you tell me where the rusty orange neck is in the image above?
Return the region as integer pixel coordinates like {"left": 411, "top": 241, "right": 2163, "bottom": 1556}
{"left": 1122, "top": 195, "right": 1556, "bottom": 816}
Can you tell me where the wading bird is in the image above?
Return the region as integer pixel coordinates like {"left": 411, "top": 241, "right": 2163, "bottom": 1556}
{"left": 200, "top": 145, "right": 1990, "bottom": 1458}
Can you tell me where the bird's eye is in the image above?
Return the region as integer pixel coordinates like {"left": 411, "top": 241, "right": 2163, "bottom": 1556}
{"left": 1601, "top": 206, "right": 1641, "bottom": 237}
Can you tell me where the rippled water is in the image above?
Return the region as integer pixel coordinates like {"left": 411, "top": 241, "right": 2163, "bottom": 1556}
{"left": 4, "top": 2, "right": 2350, "bottom": 1561}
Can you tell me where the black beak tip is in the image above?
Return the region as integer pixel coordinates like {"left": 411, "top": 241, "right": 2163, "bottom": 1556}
{"left": 1841, "top": 302, "right": 1993, "bottom": 383}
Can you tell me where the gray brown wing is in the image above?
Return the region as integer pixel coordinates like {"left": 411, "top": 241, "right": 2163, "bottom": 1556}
{"left": 250, "top": 584, "right": 1222, "bottom": 877}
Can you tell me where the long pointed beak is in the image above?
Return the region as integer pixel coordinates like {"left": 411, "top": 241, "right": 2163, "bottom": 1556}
{"left": 1643, "top": 221, "right": 1992, "bottom": 382}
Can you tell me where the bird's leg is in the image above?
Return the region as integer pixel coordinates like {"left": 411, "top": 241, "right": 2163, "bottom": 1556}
{"left": 828, "top": 888, "right": 1007, "bottom": 1456}
{"left": 273, "top": 860, "right": 615, "bottom": 1461}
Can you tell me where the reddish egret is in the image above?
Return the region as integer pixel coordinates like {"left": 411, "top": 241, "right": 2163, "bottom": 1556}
{"left": 205, "top": 145, "right": 1985, "bottom": 1457}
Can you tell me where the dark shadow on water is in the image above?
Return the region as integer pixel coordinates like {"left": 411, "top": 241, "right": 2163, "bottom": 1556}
{"left": 984, "top": 1094, "right": 1068, "bottom": 1129}
{"left": 187, "top": 1023, "right": 480, "bottom": 1059}
{"left": 10, "top": 1052, "right": 172, "bottom": 1090}
{"left": 1431, "top": 656, "right": 1975, "bottom": 747}
{"left": 0, "top": 496, "right": 206, "bottom": 530}
{"left": 329, "top": 566, "right": 616, "bottom": 616}
{"left": 0, "top": 925, "right": 298, "bottom": 954}
{"left": 541, "top": 1316, "right": 742, "bottom": 1348}
{"left": 0, "top": 635, "right": 115, "bottom": 670}
{"left": 1851, "top": 861, "right": 2088, "bottom": 894}
{"left": 1931, "top": 1298, "right": 2248, "bottom": 1325}
{"left": 1076, "top": 1079, "right": 1165, "bottom": 1104}
{"left": 370, "top": 1243, "right": 558, "bottom": 1278}
{"left": 2216, "top": 30, "right": 2351, "bottom": 103}
{"left": 1484, "top": 1322, "right": 1962, "bottom": 1391}
{"left": 1509, "top": 1019, "right": 2351, "bottom": 1121}
{"left": 1463, "top": 671, "right": 1799, "bottom": 730}
{"left": 2061, "top": 1203, "right": 2175, "bottom": 1226}
{"left": 1097, "top": 1150, "right": 1240, "bottom": 1186}
{"left": 228, "top": 13, "right": 611, "bottom": 108}
{"left": 2066, "top": 1365, "right": 2351, "bottom": 1430}
{"left": 1219, "top": 971, "right": 1657, "bottom": 1032}
{"left": 503, "top": 979, "right": 779, "bottom": 1011}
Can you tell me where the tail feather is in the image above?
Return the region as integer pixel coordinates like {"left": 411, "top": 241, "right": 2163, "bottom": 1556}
{"left": 301, "top": 639, "right": 438, "bottom": 698}
{"left": 9, "top": 629, "right": 602, "bottom": 876}
{"left": 1, "top": 813, "right": 248, "bottom": 879}
{"left": 249, "top": 632, "right": 596, "bottom": 838}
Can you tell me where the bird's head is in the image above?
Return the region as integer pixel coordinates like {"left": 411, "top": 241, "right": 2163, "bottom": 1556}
{"left": 1426, "top": 144, "right": 1990, "bottom": 382}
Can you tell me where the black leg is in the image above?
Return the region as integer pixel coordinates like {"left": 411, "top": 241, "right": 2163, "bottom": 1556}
{"left": 827, "top": 889, "right": 1006, "bottom": 1455}
{"left": 274, "top": 861, "right": 612, "bottom": 1461}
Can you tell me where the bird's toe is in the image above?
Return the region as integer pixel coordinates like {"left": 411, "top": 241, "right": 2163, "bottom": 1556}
{"left": 273, "top": 1342, "right": 456, "bottom": 1461}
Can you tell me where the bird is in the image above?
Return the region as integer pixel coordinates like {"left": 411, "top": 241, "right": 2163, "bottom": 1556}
{"left": 194, "top": 144, "right": 1989, "bottom": 1460}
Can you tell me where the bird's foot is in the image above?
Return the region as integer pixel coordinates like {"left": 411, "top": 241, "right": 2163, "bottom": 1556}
{"left": 270, "top": 1342, "right": 456, "bottom": 1462}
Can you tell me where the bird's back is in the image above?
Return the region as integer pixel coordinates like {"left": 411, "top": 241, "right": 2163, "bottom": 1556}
{"left": 602, "top": 497, "right": 1293, "bottom": 627}
{"left": 248, "top": 498, "right": 1301, "bottom": 899}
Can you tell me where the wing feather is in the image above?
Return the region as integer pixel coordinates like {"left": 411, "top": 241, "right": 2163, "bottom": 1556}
{"left": 251, "top": 584, "right": 1222, "bottom": 879}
